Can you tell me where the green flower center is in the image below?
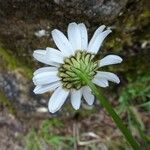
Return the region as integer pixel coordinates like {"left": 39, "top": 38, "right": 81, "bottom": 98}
{"left": 58, "top": 51, "right": 98, "bottom": 90}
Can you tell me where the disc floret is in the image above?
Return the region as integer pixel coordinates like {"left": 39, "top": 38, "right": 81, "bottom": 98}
{"left": 58, "top": 51, "right": 98, "bottom": 90}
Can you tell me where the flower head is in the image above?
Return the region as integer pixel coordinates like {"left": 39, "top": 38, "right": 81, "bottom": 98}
{"left": 33, "top": 22, "right": 122, "bottom": 113}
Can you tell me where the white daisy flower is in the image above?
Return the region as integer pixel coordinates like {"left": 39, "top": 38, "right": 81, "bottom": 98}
{"left": 33, "top": 22, "right": 123, "bottom": 113}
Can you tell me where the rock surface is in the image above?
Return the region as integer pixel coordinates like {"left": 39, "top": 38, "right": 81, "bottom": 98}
{"left": 0, "top": 0, "right": 149, "bottom": 149}
{"left": 0, "top": 0, "right": 149, "bottom": 117}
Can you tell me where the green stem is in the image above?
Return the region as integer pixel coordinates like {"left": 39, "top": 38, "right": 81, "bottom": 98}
{"left": 79, "top": 72, "right": 140, "bottom": 150}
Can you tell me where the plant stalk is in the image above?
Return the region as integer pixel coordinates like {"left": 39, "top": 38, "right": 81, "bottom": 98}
{"left": 78, "top": 72, "right": 140, "bottom": 150}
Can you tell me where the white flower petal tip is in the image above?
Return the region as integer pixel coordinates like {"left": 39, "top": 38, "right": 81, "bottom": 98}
{"left": 71, "top": 89, "right": 82, "bottom": 110}
{"left": 33, "top": 50, "right": 45, "bottom": 60}
{"left": 33, "top": 50, "right": 59, "bottom": 66}
{"left": 83, "top": 86, "right": 94, "bottom": 105}
{"left": 88, "top": 29, "right": 112, "bottom": 54}
{"left": 99, "top": 55, "right": 123, "bottom": 67}
{"left": 33, "top": 81, "right": 61, "bottom": 94}
{"left": 68, "top": 22, "right": 82, "bottom": 51}
{"left": 33, "top": 71, "right": 60, "bottom": 85}
{"left": 51, "top": 29, "right": 74, "bottom": 57}
{"left": 48, "top": 87, "right": 69, "bottom": 113}
{"left": 94, "top": 25, "right": 106, "bottom": 34}
{"left": 96, "top": 71, "right": 120, "bottom": 84}
{"left": 92, "top": 78, "right": 109, "bottom": 88}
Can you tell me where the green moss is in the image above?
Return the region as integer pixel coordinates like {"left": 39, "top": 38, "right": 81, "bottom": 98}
{"left": 103, "top": 0, "right": 150, "bottom": 51}
{"left": 25, "top": 118, "right": 75, "bottom": 150}
{"left": 0, "top": 43, "right": 33, "bottom": 79}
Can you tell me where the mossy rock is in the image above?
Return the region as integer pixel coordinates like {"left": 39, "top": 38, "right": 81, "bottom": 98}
{"left": 0, "top": 0, "right": 149, "bottom": 118}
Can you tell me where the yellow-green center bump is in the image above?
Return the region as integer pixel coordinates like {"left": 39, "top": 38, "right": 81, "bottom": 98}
{"left": 58, "top": 51, "right": 98, "bottom": 90}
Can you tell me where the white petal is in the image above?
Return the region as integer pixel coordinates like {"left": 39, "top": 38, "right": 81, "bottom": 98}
{"left": 68, "top": 22, "right": 82, "bottom": 51}
{"left": 33, "top": 81, "right": 61, "bottom": 94}
{"left": 88, "top": 29, "right": 112, "bottom": 54}
{"left": 51, "top": 29, "right": 74, "bottom": 57}
{"left": 33, "top": 50, "right": 58, "bottom": 66}
{"left": 82, "top": 86, "right": 94, "bottom": 105}
{"left": 98, "top": 55, "right": 123, "bottom": 67}
{"left": 89, "top": 25, "right": 106, "bottom": 43}
{"left": 78, "top": 23, "right": 88, "bottom": 50}
{"left": 96, "top": 71, "right": 120, "bottom": 84}
{"left": 48, "top": 86, "right": 69, "bottom": 113}
{"left": 33, "top": 67, "right": 58, "bottom": 76}
{"left": 71, "top": 89, "right": 82, "bottom": 110}
{"left": 92, "top": 76, "right": 109, "bottom": 88}
{"left": 33, "top": 71, "right": 60, "bottom": 85}
{"left": 88, "top": 25, "right": 105, "bottom": 52}
{"left": 46, "top": 47, "right": 64, "bottom": 64}
{"left": 33, "top": 50, "right": 46, "bottom": 62}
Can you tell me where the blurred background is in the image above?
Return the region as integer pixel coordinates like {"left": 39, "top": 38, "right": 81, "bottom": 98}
{"left": 0, "top": 0, "right": 149, "bottom": 149}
